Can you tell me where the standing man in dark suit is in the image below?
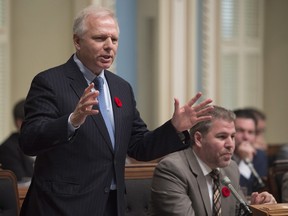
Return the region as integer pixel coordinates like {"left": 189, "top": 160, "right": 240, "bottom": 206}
{"left": 0, "top": 99, "right": 34, "bottom": 182}
{"left": 150, "top": 106, "right": 276, "bottom": 216}
{"left": 19, "top": 5, "right": 213, "bottom": 216}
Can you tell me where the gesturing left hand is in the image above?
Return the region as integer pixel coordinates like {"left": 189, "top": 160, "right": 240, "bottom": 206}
{"left": 171, "top": 92, "right": 213, "bottom": 132}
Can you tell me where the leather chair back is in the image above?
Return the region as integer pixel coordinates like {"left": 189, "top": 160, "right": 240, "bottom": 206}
{"left": 267, "top": 159, "right": 288, "bottom": 202}
{"left": 0, "top": 169, "right": 20, "bottom": 216}
{"left": 124, "top": 163, "right": 157, "bottom": 216}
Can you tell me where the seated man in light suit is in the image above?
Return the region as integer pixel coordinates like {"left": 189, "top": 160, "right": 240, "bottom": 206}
{"left": 150, "top": 106, "right": 276, "bottom": 216}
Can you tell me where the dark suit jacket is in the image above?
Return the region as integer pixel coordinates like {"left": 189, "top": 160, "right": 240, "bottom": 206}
{"left": 0, "top": 132, "right": 34, "bottom": 181}
{"left": 19, "top": 56, "right": 189, "bottom": 216}
{"left": 150, "top": 147, "right": 245, "bottom": 216}
{"left": 238, "top": 149, "right": 268, "bottom": 195}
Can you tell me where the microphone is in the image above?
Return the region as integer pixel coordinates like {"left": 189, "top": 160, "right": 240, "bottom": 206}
{"left": 221, "top": 176, "right": 252, "bottom": 215}
{"left": 244, "top": 158, "right": 265, "bottom": 188}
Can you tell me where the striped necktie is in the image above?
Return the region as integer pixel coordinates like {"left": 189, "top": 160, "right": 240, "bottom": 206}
{"left": 210, "top": 169, "right": 221, "bottom": 216}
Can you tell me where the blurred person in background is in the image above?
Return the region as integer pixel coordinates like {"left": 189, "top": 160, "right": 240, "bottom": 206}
{"left": 233, "top": 109, "right": 267, "bottom": 196}
{"left": 0, "top": 99, "right": 34, "bottom": 182}
{"left": 245, "top": 108, "right": 267, "bottom": 151}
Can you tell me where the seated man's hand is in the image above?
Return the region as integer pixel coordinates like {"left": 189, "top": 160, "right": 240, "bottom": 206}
{"left": 250, "top": 191, "right": 277, "bottom": 204}
{"left": 236, "top": 142, "right": 256, "bottom": 161}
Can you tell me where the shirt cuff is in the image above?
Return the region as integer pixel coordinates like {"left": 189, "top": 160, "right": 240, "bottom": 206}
{"left": 68, "top": 113, "right": 80, "bottom": 134}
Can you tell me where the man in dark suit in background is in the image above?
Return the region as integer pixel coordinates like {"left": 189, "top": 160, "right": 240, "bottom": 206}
{"left": 233, "top": 109, "right": 268, "bottom": 195}
{"left": 0, "top": 99, "right": 34, "bottom": 182}
{"left": 150, "top": 106, "right": 276, "bottom": 216}
{"left": 19, "top": 5, "right": 213, "bottom": 216}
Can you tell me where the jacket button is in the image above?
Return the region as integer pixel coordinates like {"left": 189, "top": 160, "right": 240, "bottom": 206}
{"left": 104, "top": 187, "right": 109, "bottom": 193}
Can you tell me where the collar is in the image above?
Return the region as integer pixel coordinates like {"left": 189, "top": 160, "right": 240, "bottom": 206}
{"left": 193, "top": 150, "right": 220, "bottom": 176}
{"left": 73, "top": 54, "right": 105, "bottom": 83}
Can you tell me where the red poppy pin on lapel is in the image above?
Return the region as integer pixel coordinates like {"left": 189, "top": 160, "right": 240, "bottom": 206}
{"left": 114, "top": 97, "right": 122, "bottom": 107}
{"left": 222, "top": 186, "right": 230, "bottom": 197}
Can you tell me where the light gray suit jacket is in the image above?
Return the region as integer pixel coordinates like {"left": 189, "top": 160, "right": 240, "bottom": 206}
{"left": 150, "top": 147, "right": 245, "bottom": 216}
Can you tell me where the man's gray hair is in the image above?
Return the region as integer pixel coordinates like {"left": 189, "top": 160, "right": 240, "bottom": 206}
{"left": 73, "top": 5, "right": 119, "bottom": 37}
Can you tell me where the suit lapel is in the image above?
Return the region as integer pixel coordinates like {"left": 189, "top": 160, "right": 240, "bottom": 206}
{"left": 219, "top": 167, "right": 239, "bottom": 215}
{"left": 185, "top": 148, "right": 239, "bottom": 215}
{"left": 65, "top": 58, "right": 88, "bottom": 99}
{"left": 185, "top": 148, "right": 212, "bottom": 216}
{"left": 65, "top": 59, "right": 114, "bottom": 152}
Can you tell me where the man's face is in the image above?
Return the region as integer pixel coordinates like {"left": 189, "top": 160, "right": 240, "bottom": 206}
{"left": 234, "top": 118, "right": 256, "bottom": 146}
{"left": 73, "top": 15, "right": 119, "bottom": 75}
{"left": 196, "top": 119, "right": 236, "bottom": 169}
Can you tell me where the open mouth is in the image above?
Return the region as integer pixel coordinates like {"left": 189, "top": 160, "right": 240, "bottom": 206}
{"left": 100, "top": 55, "right": 112, "bottom": 62}
{"left": 103, "top": 55, "right": 111, "bottom": 59}
{"left": 99, "top": 55, "right": 112, "bottom": 63}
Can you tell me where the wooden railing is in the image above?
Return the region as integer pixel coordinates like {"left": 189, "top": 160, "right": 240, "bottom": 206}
{"left": 125, "top": 163, "right": 157, "bottom": 179}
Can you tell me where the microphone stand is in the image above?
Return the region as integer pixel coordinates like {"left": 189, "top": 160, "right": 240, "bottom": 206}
{"left": 222, "top": 176, "right": 253, "bottom": 216}
{"left": 239, "top": 203, "right": 253, "bottom": 216}
{"left": 244, "top": 158, "right": 266, "bottom": 189}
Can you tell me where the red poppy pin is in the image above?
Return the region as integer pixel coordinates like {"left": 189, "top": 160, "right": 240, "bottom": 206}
{"left": 114, "top": 97, "right": 122, "bottom": 107}
{"left": 222, "top": 186, "right": 230, "bottom": 197}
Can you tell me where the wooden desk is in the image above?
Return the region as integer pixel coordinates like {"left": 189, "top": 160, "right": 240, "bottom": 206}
{"left": 250, "top": 203, "right": 288, "bottom": 215}
{"left": 18, "top": 186, "right": 28, "bottom": 208}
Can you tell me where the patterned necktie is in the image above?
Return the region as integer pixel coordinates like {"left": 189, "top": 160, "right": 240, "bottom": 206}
{"left": 210, "top": 169, "right": 221, "bottom": 216}
{"left": 93, "top": 77, "right": 115, "bottom": 149}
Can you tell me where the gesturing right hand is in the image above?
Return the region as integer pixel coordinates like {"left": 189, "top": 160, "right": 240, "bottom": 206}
{"left": 70, "top": 83, "right": 100, "bottom": 127}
